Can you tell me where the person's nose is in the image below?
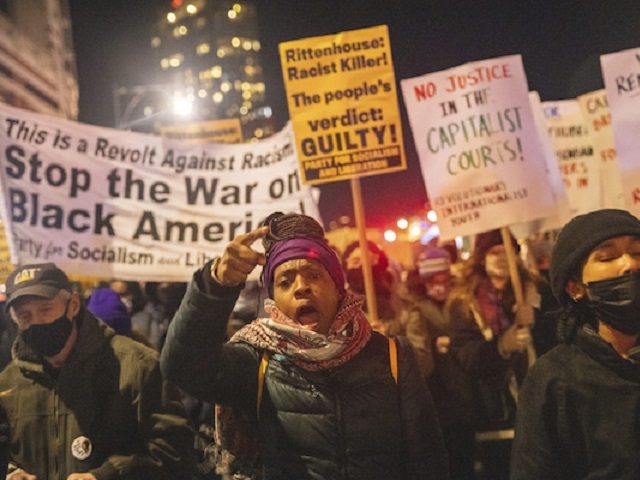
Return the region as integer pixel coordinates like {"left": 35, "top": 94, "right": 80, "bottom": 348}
{"left": 293, "top": 275, "right": 311, "bottom": 297}
{"left": 621, "top": 253, "right": 640, "bottom": 273}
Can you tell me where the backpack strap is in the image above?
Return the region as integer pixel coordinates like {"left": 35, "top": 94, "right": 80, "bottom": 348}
{"left": 389, "top": 337, "right": 398, "bottom": 384}
{"left": 256, "top": 351, "right": 269, "bottom": 419}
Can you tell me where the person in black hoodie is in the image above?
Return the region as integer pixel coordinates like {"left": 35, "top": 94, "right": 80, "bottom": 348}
{"left": 512, "top": 209, "right": 640, "bottom": 479}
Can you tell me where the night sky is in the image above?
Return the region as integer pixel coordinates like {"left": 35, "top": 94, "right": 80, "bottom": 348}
{"left": 68, "top": 0, "right": 640, "bottom": 229}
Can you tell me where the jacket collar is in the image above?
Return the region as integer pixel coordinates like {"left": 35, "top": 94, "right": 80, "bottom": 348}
{"left": 577, "top": 325, "right": 640, "bottom": 382}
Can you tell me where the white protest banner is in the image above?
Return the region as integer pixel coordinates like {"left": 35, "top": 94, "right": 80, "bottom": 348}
{"left": 401, "top": 55, "right": 555, "bottom": 240}
{"left": 510, "top": 92, "right": 572, "bottom": 239}
{"left": 601, "top": 47, "right": 640, "bottom": 216}
{"left": 0, "top": 103, "right": 319, "bottom": 281}
{"left": 541, "top": 99, "right": 601, "bottom": 215}
{"left": 577, "top": 89, "right": 624, "bottom": 209}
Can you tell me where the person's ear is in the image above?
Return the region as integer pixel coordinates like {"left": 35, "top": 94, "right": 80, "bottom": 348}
{"left": 69, "top": 292, "right": 81, "bottom": 317}
{"left": 566, "top": 279, "right": 587, "bottom": 302}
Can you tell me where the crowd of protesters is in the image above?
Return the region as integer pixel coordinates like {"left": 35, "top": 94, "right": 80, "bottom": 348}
{"left": 0, "top": 208, "right": 639, "bottom": 478}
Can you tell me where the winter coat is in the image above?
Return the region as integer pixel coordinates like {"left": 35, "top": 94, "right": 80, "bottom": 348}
{"left": 512, "top": 325, "right": 640, "bottom": 479}
{"left": 160, "top": 267, "right": 449, "bottom": 480}
{"left": 0, "top": 309, "right": 194, "bottom": 479}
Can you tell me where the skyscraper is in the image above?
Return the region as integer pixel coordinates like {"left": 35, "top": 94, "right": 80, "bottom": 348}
{"left": 0, "top": 0, "right": 78, "bottom": 118}
{"left": 151, "top": 0, "right": 274, "bottom": 141}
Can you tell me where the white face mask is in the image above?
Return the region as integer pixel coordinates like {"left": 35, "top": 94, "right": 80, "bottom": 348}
{"left": 485, "top": 252, "right": 509, "bottom": 278}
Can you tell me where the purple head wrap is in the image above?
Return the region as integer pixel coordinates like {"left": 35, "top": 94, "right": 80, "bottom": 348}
{"left": 262, "top": 238, "right": 346, "bottom": 296}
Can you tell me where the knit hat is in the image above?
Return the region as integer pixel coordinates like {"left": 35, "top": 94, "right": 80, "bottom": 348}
{"left": 87, "top": 287, "right": 132, "bottom": 336}
{"left": 550, "top": 209, "right": 640, "bottom": 305}
{"left": 418, "top": 247, "right": 451, "bottom": 279}
{"left": 473, "top": 229, "right": 519, "bottom": 260}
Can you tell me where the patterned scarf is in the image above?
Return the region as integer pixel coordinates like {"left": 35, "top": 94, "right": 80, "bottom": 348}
{"left": 230, "top": 293, "right": 372, "bottom": 371}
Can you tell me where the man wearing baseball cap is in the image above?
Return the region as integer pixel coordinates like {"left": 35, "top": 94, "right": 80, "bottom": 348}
{"left": 512, "top": 209, "right": 640, "bottom": 479}
{"left": 0, "top": 262, "right": 194, "bottom": 479}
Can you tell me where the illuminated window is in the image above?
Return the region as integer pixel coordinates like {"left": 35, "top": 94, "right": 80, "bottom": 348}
{"left": 211, "top": 66, "right": 222, "bottom": 78}
{"left": 196, "top": 43, "right": 210, "bottom": 55}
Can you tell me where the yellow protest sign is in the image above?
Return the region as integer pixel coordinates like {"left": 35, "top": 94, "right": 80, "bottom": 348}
{"left": 160, "top": 118, "right": 243, "bottom": 144}
{"left": 279, "top": 25, "right": 405, "bottom": 184}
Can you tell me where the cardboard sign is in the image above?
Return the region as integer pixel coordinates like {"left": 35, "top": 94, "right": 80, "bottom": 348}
{"left": 601, "top": 47, "right": 640, "bottom": 215}
{"left": 0, "top": 103, "right": 319, "bottom": 281}
{"left": 279, "top": 25, "right": 405, "bottom": 184}
{"left": 541, "top": 99, "right": 601, "bottom": 214}
{"left": 579, "top": 90, "right": 626, "bottom": 211}
{"left": 401, "top": 55, "right": 555, "bottom": 240}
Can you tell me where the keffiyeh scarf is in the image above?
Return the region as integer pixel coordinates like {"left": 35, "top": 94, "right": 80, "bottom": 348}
{"left": 230, "top": 293, "right": 372, "bottom": 371}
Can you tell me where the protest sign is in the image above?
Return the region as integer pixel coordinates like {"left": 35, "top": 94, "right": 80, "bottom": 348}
{"left": 279, "top": 25, "right": 405, "bottom": 184}
{"left": 597, "top": 47, "right": 640, "bottom": 214}
{"left": 541, "top": 99, "right": 601, "bottom": 214}
{"left": 510, "top": 92, "right": 572, "bottom": 239}
{"left": 0, "top": 103, "right": 319, "bottom": 281}
{"left": 577, "top": 89, "right": 624, "bottom": 209}
{"left": 160, "top": 118, "right": 243, "bottom": 144}
{"left": 401, "top": 55, "right": 555, "bottom": 240}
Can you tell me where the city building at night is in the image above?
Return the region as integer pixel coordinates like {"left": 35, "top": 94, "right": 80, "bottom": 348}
{"left": 146, "top": 0, "right": 273, "bottom": 140}
{"left": 0, "top": 0, "right": 78, "bottom": 118}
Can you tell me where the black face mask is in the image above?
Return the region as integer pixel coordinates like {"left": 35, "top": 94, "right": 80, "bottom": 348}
{"left": 586, "top": 271, "right": 640, "bottom": 335}
{"left": 21, "top": 300, "right": 73, "bottom": 357}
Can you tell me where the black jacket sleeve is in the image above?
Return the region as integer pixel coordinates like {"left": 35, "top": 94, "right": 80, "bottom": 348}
{"left": 511, "top": 356, "right": 564, "bottom": 480}
{"left": 159, "top": 264, "right": 260, "bottom": 412}
{"left": 449, "top": 299, "right": 508, "bottom": 378}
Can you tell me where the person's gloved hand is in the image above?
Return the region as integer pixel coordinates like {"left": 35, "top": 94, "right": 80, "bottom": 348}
{"left": 498, "top": 323, "right": 531, "bottom": 357}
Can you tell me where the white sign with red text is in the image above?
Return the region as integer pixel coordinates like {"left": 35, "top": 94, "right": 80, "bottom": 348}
{"left": 401, "top": 55, "right": 555, "bottom": 240}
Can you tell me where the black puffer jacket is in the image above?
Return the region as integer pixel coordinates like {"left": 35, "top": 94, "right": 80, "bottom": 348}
{"left": 512, "top": 325, "right": 640, "bottom": 479}
{"left": 160, "top": 266, "right": 448, "bottom": 480}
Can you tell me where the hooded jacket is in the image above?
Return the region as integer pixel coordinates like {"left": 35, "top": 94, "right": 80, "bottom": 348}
{"left": 0, "top": 308, "right": 194, "bottom": 479}
{"left": 160, "top": 265, "right": 449, "bottom": 480}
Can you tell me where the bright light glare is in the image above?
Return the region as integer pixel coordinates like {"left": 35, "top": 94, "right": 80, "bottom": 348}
{"left": 167, "top": 12, "right": 176, "bottom": 23}
{"left": 427, "top": 209, "right": 438, "bottom": 223}
{"left": 408, "top": 222, "right": 422, "bottom": 241}
{"left": 228, "top": 9, "right": 237, "bottom": 19}
{"left": 384, "top": 230, "right": 397, "bottom": 242}
{"left": 186, "top": 4, "right": 197, "bottom": 14}
{"left": 396, "top": 218, "right": 409, "bottom": 230}
{"left": 173, "top": 96, "right": 193, "bottom": 116}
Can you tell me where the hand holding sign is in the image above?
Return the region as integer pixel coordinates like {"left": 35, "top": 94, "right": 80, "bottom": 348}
{"left": 213, "top": 226, "right": 268, "bottom": 286}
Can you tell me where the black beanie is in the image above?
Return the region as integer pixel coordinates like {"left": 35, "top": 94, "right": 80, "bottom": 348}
{"left": 550, "top": 209, "right": 640, "bottom": 305}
